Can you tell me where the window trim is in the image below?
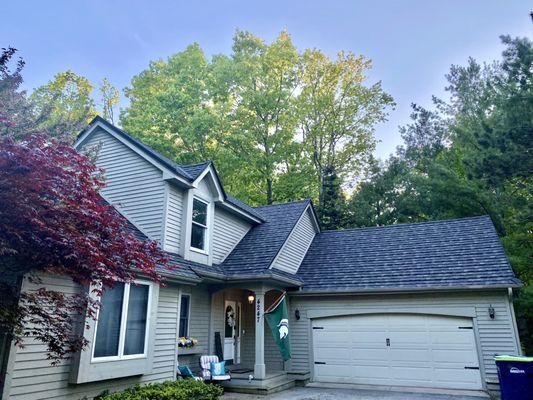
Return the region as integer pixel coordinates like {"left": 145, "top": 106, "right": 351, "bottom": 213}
{"left": 178, "top": 294, "right": 191, "bottom": 338}
{"left": 91, "top": 280, "right": 153, "bottom": 363}
{"left": 190, "top": 196, "right": 210, "bottom": 254}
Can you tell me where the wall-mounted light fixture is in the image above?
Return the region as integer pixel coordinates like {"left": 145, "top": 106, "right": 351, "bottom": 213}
{"left": 295, "top": 309, "right": 301, "bottom": 320}
{"left": 247, "top": 295, "right": 255, "bottom": 304}
{"left": 488, "top": 304, "right": 495, "bottom": 319}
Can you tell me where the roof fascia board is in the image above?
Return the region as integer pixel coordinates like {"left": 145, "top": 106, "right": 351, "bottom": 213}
{"left": 218, "top": 201, "right": 263, "bottom": 224}
{"left": 307, "top": 201, "right": 321, "bottom": 232}
{"left": 225, "top": 274, "right": 303, "bottom": 287}
{"left": 290, "top": 284, "right": 522, "bottom": 297}
{"left": 268, "top": 203, "right": 317, "bottom": 271}
{"left": 76, "top": 121, "right": 192, "bottom": 188}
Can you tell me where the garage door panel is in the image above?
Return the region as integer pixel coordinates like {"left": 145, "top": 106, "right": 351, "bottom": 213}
{"left": 313, "top": 330, "right": 352, "bottom": 343}
{"left": 390, "top": 331, "right": 429, "bottom": 345}
{"left": 389, "top": 348, "right": 430, "bottom": 362}
{"left": 352, "top": 348, "right": 389, "bottom": 361}
{"left": 432, "top": 349, "right": 477, "bottom": 363}
{"left": 314, "top": 347, "right": 352, "bottom": 361}
{"left": 351, "top": 331, "right": 387, "bottom": 344}
{"left": 390, "top": 366, "right": 432, "bottom": 382}
{"left": 312, "top": 314, "right": 482, "bottom": 390}
{"left": 431, "top": 331, "right": 474, "bottom": 345}
{"left": 433, "top": 368, "right": 481, "bottom": 386}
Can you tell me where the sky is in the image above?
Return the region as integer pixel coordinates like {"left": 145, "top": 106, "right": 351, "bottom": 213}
{"left": 2, "top": 1, "right": 531, "bottom": 159}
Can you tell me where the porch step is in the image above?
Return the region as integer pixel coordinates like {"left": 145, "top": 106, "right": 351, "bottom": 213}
{"left": 222, "top": 377, "right": 295, "bottom": 395}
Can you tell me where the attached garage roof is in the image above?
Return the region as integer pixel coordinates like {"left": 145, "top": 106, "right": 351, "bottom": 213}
{"left": 296, "top": 216, "right": 521, "bottom": 292}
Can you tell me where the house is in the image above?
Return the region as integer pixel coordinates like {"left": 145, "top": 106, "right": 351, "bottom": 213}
{"left": 1, "top": 116, "right": 522, "bottom": 399}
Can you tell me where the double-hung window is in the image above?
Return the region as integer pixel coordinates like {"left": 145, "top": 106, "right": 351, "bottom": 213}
{"left": 190, "top": 198, "right": 208, "bottom": 252}
{"left": 92, "top": 281, "right": 151, "bottom": 361}
{"left": 178, "top": 295, "right": 190, "bottom": 338}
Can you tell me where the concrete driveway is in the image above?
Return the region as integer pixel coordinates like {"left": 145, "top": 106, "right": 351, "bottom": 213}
{"left": 222, "top": 386, "right": 489, "bottom": 400}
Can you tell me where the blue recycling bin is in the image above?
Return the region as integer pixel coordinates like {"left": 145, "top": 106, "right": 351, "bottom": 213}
{"left": 495, "top": 355, "right": 533, "bottom": 400}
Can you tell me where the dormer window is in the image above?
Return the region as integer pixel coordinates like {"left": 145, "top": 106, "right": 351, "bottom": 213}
{"left": 191, "top": 198, "right": 209, "bottom": 252}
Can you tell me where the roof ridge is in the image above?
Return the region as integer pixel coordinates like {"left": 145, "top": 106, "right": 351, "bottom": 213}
{"left": 178, "top": 160, "right": 212, "bottom": 167}
{"left": 254, "top": 198, "right": 311, "bottom": 210}
{"left": 319, "top": 215, "right": 491, "bottom": 235}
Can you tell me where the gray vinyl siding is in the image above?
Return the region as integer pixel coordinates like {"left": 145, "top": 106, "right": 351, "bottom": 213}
{"left": 177, "top": 285, "right": 211, "bottom": 372}
{"left": 288, "top": 290, "right": 519, "bottom": 386}
{"left": 271, "top": 207, "right": 316, "bottom": 274}
{"left": 3, "top": 274, "right": 180, "bottom": 400}
{"left": 212, "top": 208, "right": 252, "bottom": 264}
{"left": 81, "top": 127, "right": 166, "bottom": 242}
{"left": 164, "top": 184, "right": 185, "bottom": 253}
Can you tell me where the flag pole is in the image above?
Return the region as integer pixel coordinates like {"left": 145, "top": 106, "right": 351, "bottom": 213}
{"left": 264, "top": 291, "right": 286, "bottom": 314}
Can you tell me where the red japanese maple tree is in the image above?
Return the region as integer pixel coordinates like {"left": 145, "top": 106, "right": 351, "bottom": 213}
{"left": 0, "top": 133, "right": 169, "bottom": 363}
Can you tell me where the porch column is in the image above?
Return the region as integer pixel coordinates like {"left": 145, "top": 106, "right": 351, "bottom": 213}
{"left": 254, "top": 289, "right": 266, "bottom": 379}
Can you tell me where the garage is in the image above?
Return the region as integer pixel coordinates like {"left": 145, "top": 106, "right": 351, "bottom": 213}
{"left": 312, "top": 313, "right": 483, "bottom": 390}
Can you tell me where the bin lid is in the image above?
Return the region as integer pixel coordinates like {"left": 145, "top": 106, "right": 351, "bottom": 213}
{"left": 494, "top": 355, "right": 533, "bottom": 362}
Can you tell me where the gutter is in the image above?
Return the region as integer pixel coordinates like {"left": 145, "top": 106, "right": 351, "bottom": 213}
{"left": 289, "top": 283, "right": 523, "bottom": 297}
{"left": 191, "top": 269, "right": 303, "bottom": 287}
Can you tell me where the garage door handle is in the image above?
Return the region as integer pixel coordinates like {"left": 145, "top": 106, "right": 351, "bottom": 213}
{"left": 464, "top": 366, "right": 479, "bottom": 370}
{"left": 313, "top": 327, "right": 324, "bottom": 330}
{"left": 314, "top": 361, "right": 326, "bottom": 365}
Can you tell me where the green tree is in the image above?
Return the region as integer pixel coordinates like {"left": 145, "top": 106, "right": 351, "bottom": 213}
{"left": 215, "top": 30, "right": 302, "bottom": 204}
{"left": 120, "top": 30, "right": 393, "bottom": 208}
{"left": 121, "top": 44, "right": 224, "bottom": 164}
{"left": 30, "top": 70, "right": 97, "bottom": 139}
{"left": 99, "top": 78, "right": 119, "bottom": 124}
{"left": 0, "top": 47, "right": 41, "bottom": 138}
{"left": 298, "top": 49, "right": 394, "bottom": 216}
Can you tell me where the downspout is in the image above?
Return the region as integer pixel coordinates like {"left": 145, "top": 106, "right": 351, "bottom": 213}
{"left": 507, "top": 288, "right": 523, "bottom": 355}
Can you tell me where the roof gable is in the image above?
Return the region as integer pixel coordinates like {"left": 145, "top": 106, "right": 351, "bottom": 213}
{"left": 221, "top": 200, "right": 312, "bottom": 276}
{"left": 77, "top": 117, "right": 262, "bottom": 223}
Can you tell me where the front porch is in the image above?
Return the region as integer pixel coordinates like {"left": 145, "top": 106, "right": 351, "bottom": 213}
{"left": 210, "top": 285, "right": 296, "bottom": 393}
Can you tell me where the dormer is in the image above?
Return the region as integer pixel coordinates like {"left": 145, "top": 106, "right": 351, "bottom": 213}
{"left": 178, "top": 163, "right": 224, "bottom": 265}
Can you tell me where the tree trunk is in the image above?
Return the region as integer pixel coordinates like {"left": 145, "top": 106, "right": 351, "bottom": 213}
{"left": 266, "top": 178, "right": 273, "bottom": 205}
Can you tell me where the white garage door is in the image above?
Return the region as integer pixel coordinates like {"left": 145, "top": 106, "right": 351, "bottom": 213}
{"left": 312, "top": 314, "right": 483, "bottom": 390}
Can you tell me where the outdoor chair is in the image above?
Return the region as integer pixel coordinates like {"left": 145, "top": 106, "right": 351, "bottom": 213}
{"left": 199, "top": 355, "right": 231, "bottom": 382}
{"left": 177, "top": 364, "right": 203, "bottom": 381}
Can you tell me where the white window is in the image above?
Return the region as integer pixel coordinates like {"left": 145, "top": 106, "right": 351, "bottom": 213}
{"left": 92, "top": 281, "right": 152, "bottom": 362}
{"left": 190, "top": 198, "right": 209, "bottom": 252}
{"left": 178, "top": 295, "right": 190, "bottom": 338}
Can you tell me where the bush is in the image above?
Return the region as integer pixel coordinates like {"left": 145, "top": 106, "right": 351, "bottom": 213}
{"left": 99, "top": 380, "right": 224, "bottom": 400}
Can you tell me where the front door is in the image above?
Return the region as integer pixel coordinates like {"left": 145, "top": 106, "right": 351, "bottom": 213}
{"left": 224, "top": 301, "right": 237, "bottom": 363}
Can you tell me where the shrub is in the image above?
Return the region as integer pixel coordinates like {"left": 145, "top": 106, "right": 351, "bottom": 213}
{"left": 99, "top": 380, "right": 223, "bottom": 400}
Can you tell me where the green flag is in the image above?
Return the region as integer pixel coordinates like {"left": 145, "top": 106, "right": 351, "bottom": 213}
{"left": 264, "top": 295, "right": 291, "bottom": 361}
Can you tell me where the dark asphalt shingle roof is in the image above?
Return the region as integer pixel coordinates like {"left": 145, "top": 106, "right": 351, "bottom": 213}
{"left": 179, "top": 161, "right": 211, "bottom": 181}
{"left": 221, "top": 200, "right": 311, "bottom": 276}
{"left": 225, "top": 194, "right": 264, "bottom": 221}
{"left": 297, "top": 216, "right": 521, "bottom": 292}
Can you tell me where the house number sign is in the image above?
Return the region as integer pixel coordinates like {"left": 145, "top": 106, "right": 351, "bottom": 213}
{"left": 256, "top": 298, "right": 261, "bottom": 322}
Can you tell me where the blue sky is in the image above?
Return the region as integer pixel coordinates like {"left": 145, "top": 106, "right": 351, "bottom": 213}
{"left": 3, "top": 1, "right": 531, "bottom": 159}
